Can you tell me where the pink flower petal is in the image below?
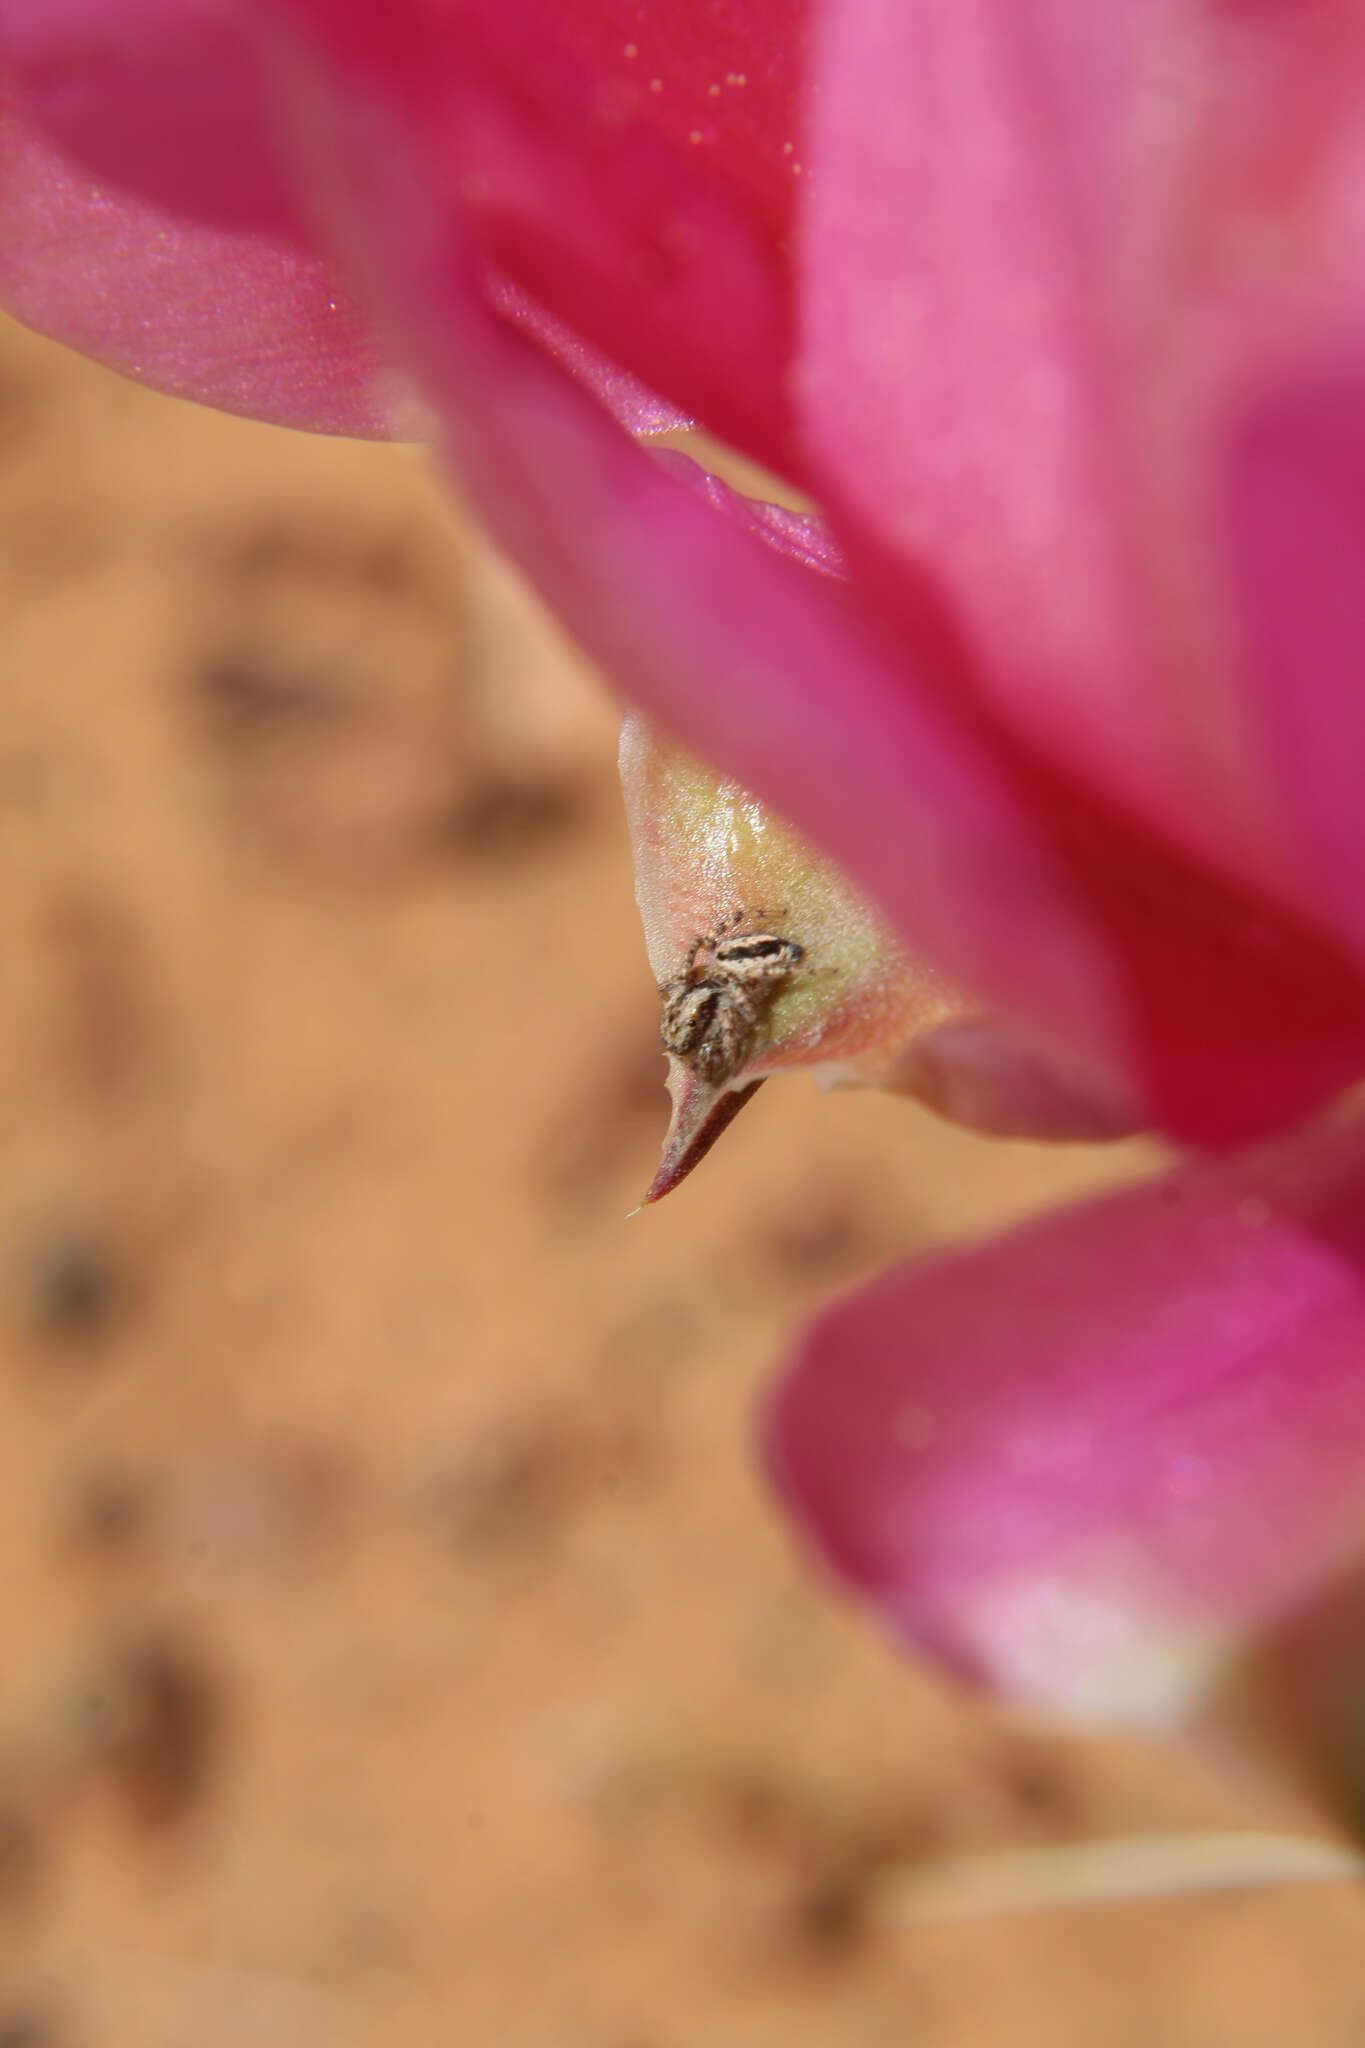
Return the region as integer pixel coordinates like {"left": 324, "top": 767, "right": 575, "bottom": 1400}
{"left": 1, "top": 0, "right": 300, "bottom": 233}
{"left": 269, "top": 40, "right": 1136, "bottom": 1080}
{"left": 1220, "top": 351, "right": 1365, "bottom": 965}
{"left": 0, "top": 71, "right": 390, "bottom": 434}
{"left": 795, "top": 0, "right": 1365, "bottom": 928}
{"left": 0, "top": 9, "right": 692, "bottom": 440}
{"left": 877, "top": 1014, "right": 1137, "bottom": 1144}
{"left": 255, "top": 22, "right": 1365, "bottom": 1146}
{"left": 651, "top": 450, "right": 844, "bottom": 577}
{"left": 769, "top": 1103, "right": 1365, "bottom": 1723}
{"left": 1193, "top": 3, "right": 1365, "bottom": 962}
{"left": 9, "top": 6, "right": 1365, "bottom": 1143}
{"left": 797, "top": 2, "right": 1181, "bottom": 827}
{"left": 792, "top": 0, "right": 1365, "bottom": 1141}
{"left": 490, "top": 279, "right": 691, "bottom": 438}
{"left": 277, "top": 0, "right": 801, "bottom": 472}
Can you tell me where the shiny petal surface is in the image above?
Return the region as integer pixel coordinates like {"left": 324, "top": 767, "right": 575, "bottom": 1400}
{"left": 770, "top": 1104, "right": 1365, "bottom": 1723}
{"left": 0, "top": 14, "right": 691, "bottom": 440}
{"left": 793, "top": 0, "right": 1365, "bottom": 1141}
{"left": 1199, "top": 0, "right": 1365, "bottom": 961}
{"left": 277, "top": 0, "right": 804, "bottom": 471}
{"left": 0, "top": 72, "right": 391, "bottom": 433}
{"left": 256, "top": 20, "right": 1365, "bottom": 1147}
{"left": 1, "top": 0, "right": 300, "bottom": 232}
{"left": 873, "top": 1014, "right": 1138, "bottom": 1143}
{"left": 278, "top": 47, "right": 1146, "bottom": 1088}
{"left": 8, "top": 3, "right": 1365, "bottom": 1144}
{"left": 797, "top": 0, "right": 1365, "bottom": 931}
{"left": 1221, "top": 349, "right": 1365, "bottom": 964}
{"left": 0, "top": 0, "right": 397, "bottom": 432}
{"left": 490, "top": 280, "right": 691, "bottom": 437}
{"left": 798, "top": 0, "right": 1178, "bottom": 832}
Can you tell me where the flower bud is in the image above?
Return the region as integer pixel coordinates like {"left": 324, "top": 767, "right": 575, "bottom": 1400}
{"left": 622, "top": 713, "right": 1128, "bottom": 1201}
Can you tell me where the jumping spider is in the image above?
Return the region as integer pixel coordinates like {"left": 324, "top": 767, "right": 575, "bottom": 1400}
{"left": 659, "top": 921, "right": 805, "bottom": 1085}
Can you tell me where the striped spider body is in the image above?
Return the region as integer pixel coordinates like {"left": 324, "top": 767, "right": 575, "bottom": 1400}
{"left": 659, "top": 925, "right": 804, "bottom": 1084}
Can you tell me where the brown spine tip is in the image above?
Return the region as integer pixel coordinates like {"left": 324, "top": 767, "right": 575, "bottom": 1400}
{"left": 643, "top": 1073, "right": 766, "bottom": 1204}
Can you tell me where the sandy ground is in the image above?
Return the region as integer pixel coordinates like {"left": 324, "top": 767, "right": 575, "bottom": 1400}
{"left": 2, "top": 312, "right": 1365, "bottom": 2047}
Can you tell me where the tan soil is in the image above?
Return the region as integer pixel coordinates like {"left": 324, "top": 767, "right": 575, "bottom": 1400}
{"left": 1, "top": 313, "right": 1364, "bottom": 2047}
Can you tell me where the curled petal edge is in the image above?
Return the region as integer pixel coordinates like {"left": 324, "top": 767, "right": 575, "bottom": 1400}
{"left": 237, "top": 24, "right": 1365, "bottom": 1148}
{"left": 768, "top": 1102, "right": 1365, "bottom": 1724}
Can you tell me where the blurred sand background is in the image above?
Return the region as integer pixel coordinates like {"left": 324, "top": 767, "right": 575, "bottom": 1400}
{"left": 2, "top": 311, "right": 1365, "bottom": 2045}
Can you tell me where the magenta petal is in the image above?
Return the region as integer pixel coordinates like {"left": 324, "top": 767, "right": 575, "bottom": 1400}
{"left": 246, "top": 28, "right": 1365, "bottom": 1145}
{"left": 881, "top": 1014, "right": 1138, "bottom": 1143}
{"left": 0, "top": 0, "right": 301, "bottom": 234}
{"left": 1221, "top": 353, "right": 1365, "bottom": 964}
{"left": 780, "top": 0, "right": 1365, "bottom": 1142}
{"left": 651, "top": 449, "right": 845, "bottom": 576}
{"left": 0, "top": 0, "right": 692, "bottom": 442}
{"left": 796, "top": 0, "right": 1365, "bottom": 924}
{"left": 797, "top": 0, "right": 1178, "bottom": 828}
{"left": 0, "top": 75, "right": 390, "bottom": 434}
{"left": 489, "top": 279, "right": 691, "bottom": 439}
{"left": 770, "top": 1106, "right": 1365, "bottom": 1722}
{"left": 281, "top": 0, "right": 800, "bottom": 473}
{"left": 276, "top": 49, "right": 1149, "bottom": 1082}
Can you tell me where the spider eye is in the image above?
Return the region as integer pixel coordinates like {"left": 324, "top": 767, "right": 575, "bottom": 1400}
{"left": 714, "top": 934, "right": 803, "bottom": 971}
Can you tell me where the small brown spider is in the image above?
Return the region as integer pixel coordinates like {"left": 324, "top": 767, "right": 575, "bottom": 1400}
{"left": 659, "top": 926, "right": 804, "bottom": 1084}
